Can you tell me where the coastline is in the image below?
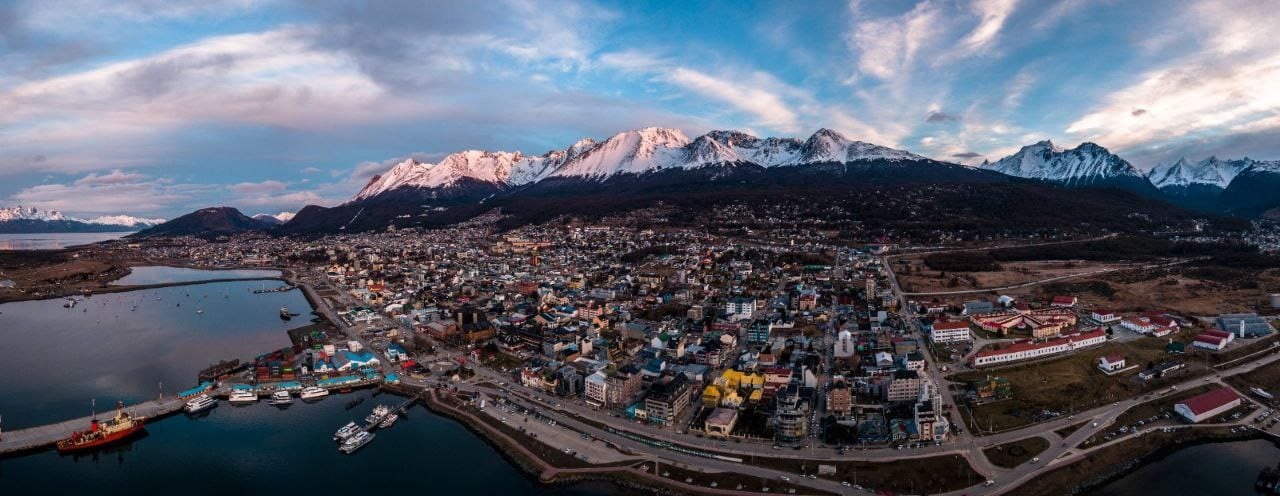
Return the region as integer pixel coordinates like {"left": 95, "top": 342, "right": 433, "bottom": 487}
{"left": 1008, "top": 428, "right": 1273, "bottom": 495}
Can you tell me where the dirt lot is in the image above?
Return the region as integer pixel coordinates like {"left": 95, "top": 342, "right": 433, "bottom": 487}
{"left": 748, "top": 452, "right": 982, "bottom": 494}
{"left": 897, "top": 257, "right": 1133, "bottom": 294}
{"left": 951, "top": 335, "right": 1207, "bottom": 432}
{"left": 983, "top": 436, "right": 1050, "bottom": 468}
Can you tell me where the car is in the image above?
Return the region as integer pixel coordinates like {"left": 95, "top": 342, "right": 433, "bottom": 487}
{"left": 985, "top": 480, "right": 996, "bottom": 486}
{"left": 1031, "top": 457, "right": 1040, "bottom": 463}
{"left": 780, "top": 476, "right": 791, "bottom": 481}
{"left": 841, "top": 482, "right": 852, "bottom": 487}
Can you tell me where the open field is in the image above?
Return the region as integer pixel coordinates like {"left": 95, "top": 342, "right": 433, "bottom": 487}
{"left": 747, "top": 453, "right": 983, "bottom": 495}
{"left": 1011, "top": 266, "right": 1280, "bottom": 315}
{"left": 951, "top": 336, "right": 1207, "bottom": 432}
{"left": 983, "top": 436, "right": 1050, "bottom": 468}
{"left": 1225, "top": 359, "right": 1280, "bottom": 405}
{"left": 897, "top": 255, "right": 1132, "bottom": 294}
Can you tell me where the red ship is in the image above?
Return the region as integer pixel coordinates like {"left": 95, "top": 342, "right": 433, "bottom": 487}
{"left": 55, "top": 401, "right": 146, "bottom": 453}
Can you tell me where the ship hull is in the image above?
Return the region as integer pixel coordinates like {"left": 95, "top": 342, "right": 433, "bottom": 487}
{"left": 56, "top": 424, "right": 146, "bottom": 453}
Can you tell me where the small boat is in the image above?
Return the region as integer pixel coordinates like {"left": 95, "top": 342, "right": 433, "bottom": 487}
{"left": 1253, "top": 387, "right": 1275, "bottom": 400}
{"left": 184, "top": 395, "right": 217, "bottom": 414}
{"left": 365, "top": 404, "right": 392, "bottom": 425}
{"left": 339, "top": 431, "right": 375, "bottom": 454}
{"left": 196, "top": 308, "right": 204, "bottom": 314}
{"left": 345, "top": 397, "right": 365, "bottom": 410}
{"left": 279, "top": 306, "right": 292, "bottom": 320}
{"left": 300, "top": 386, "right": 329, "bottom": 401}
{"left": 333, "top": 422, "right": 361, "bottom": 442}
{"left": 228, "top": 390, "right": 258, "bottom": 404}
{"left": 378, "top": 412, "right": 398, "bottom": 429}
{"left": 268, "top": 390, "right": 293, "bottom": 406}
{"left": 56, "top": 401, "right": 146, "bottom": 453}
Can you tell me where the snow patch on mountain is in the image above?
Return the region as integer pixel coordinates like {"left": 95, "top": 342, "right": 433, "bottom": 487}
{"left": 982, "top": 140, "right": 1143, "bottom": 185}
{"left": 350, "top": 127, "right": 927, "bottom": 202}
{"left": 1147, "top": 156, "right": 1252, "bottom": 189}
{"left": 0, "top": 206, "right": 163, "bottom": 227}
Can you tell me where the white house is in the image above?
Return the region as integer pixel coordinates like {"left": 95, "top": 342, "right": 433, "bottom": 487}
{"left": 1175, "top": 388, "right": 1241, "bottom": 423}
{"left": 931, "top": 320, "right": 973, "bottom": 344}
{"left": 1098, "top": 353, "right": 1127, "bottom": 374}
{"left": 1120, "top": 316, "right": 1157, "bottom": 334}
{"left": 1092, "top": 309, "right": 1121, "bottom": 325}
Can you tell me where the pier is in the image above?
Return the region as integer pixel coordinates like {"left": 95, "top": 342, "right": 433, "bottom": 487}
{"left": 0, "top": 396, "right": 194, "bottom": 455}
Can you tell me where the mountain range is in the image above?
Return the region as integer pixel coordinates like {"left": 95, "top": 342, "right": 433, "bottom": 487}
{"left": 137, "top": 126, "right": 1280, "bottom": 238}
{"left": 0, "top": 206, "right": 165, "bottom": 234}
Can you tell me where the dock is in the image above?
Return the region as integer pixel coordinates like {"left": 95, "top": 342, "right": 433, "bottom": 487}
{"left": 0, "top": 396, "right": 192, "bottom": 455}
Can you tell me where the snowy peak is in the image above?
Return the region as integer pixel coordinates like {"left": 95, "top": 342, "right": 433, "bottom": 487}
{"left": 983, "top": 140, "right": 1143, "bottom": 185}
{"left": 1148, "top": 156, "right": 1256, "bottom": 189}
{"left": 349, "top": 127, "right": 930, "bottom": 202}
{"left": 0, "top": 205, "right": 66, "bottom": 222}
{"left": 800, "top": 128, "right": 924, "bottom": 163}
{"left": 251, "top": 212, "right": 294, "bottom": 225}
{"left": 0, "top": 206, "right": 162, "bottom": 227}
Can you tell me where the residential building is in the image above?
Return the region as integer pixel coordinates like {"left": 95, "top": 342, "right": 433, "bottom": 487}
{"left": 585, "top": 371, "right": 608, "bottom": 407}
{"left": 931, "top": 320, "right": 972, "bottom": 344}
{"left": 644, "top": 374, "right": 692, "bottom": 426}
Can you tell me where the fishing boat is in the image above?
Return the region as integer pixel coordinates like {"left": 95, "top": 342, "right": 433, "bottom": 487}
{"left": 300, "top": 386, "right": 329, "bottom": 401}
{"left": 279, "top": 306, "right": 292, "bottom": 320}
{"left": 333, "top": 422, "right": 361, "bottom": 442}
{"left": 184, "top": 395, "right": 217, "bottom": 414}
{"left": 55, "top": 401, "right": 146, "bottom": 453}
{"left": 378, "top": 412, "right": 398, "bottom": 429}
{"left": 228, "top": 390, "right": 258, "bottom": 404}
{"left": 365, "top": 404, "right": 391, "bottom": 425}
{"left": 268, "top": 390, "right": 293, "bottom": 406}
{"left": 339, "top": 431, "right": 375, "bottom": 454}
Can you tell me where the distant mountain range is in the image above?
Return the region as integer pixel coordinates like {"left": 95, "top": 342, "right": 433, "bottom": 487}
{"left": 0, "top": 206, "right": 165, "bottom": 234}
{"left": 134, "top": 126, "right": 1280, "bottom": 238}
{"left": 130, "top": 207, "right": 273, "bottom": 238}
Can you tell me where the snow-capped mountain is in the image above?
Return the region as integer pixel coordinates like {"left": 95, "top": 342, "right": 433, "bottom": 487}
{"left": 0, "top": 206, "right": 165, "bottom": 233}
{"left": 351, "top": 127, "right": 927, "bottom": 202}
{"left": 981, "top": 141, "right": 1147, "bottom": 186}
{"left": 0, "top": 206, "right": 68, "bottom": 222}
{"left": 85, "top": 215, "right": 167, "bottom": 227}
{"left": 251, "top": 212, "right": 294, "bottom": 225}
{"left": 1147, "top": 156, "right": 1252, "bottom": 189}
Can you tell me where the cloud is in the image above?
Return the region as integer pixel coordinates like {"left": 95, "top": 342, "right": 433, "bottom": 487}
{"left": 1131, "top": 108, "right": 1148, "bottom": 116}
{"left": 229, "top": 180, "right": 287, "bottom": 195}
{"left": 961, "top": 0, "right": 1018, "bottom": 54}
{"left": 847, "top": 1, "right": 943, "bottom": 82}
{"left": 926, "top": 111, "right": 958, "bottom": 123}
{"left": 665, "top": 68, "right": 801, "bottom": 133}
{"left": 9, "top": 170, "right": 207, "bottom": 216}
{"left": 74, "top": 169, "right": 147, "bottom": 186}
{"left": 301, "top": 167, "right": 322, "bottom": 174}
{"left": 952, "top": 151, "right": 984, "bottom": 159}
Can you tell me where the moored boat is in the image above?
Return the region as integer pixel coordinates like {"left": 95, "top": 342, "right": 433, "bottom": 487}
{"left": 300, "top": 386, "right": 329, "bottom": 401}
{"left": 268, "top": 390, "right": 293, "bottom": 406}
{"left": 56, "top": 401, "right": 146, "bottom": 453}
{"left": 184, "top": 395, "right": 217, "bottom": 414}
{"left": 378, "top": 412, "right": 398, "bottom": 429}
{"left": 338, "top": 431, "right": 375, "bottom": 454}
{"left": 333, "top": 421, "right": 361, "bottom": 442}
{"left": 365, "top": 404, "right": 391, "bottom": 425}
{"left": 228, "top": 390, "right": 258, "bottom": 404}
{"left": 279, "top": 306, "right": 292, "bottom": 320}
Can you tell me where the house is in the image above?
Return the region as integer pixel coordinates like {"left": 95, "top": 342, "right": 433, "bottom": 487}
{"left": 585, "top": 371, "right": 608, "bottom": 407}
{"left": 1098, "top": 353, "right": 1127, "bottom": 374}
{"left": 1050, "top": 295, "right": 1078, "bottom": 307}
{"left": 1120, "top": 316, "right": 1157, "bottom": 335}
{"left": 1192, "top": 329, "right": 1235, "bottom": 351}
{"left": 970, "top": 328, "right": 1107, "bottom": 367}
{"left": 1091, "top": 309, "right": 1121, "bottom": 325}
{"left": 1174, "top": 387, "right": 1241, "bottom": 423}
{"left": 725, "top": 296, "right": 758, "bottom": 321}
{"left": 704, "top": 408, "right": 739, "bottom": 438}
{"left": 931, "top": 320, "right": 972, "bottom": 344}
{"left": 963, "top": 300, "right": 995, "bottom": 316}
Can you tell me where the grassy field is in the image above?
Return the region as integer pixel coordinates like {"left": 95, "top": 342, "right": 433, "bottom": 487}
{"left": 983, "top": 436, "right": 1050, "bottom": 468}
{"left": 897, "top": 256, "right": 1130, "bottom": 294}
{"left": 951, "top": 336, "right": 1206, "bottom": 432}
{"left": 1225, "top": 360, "right": 1280, "bottom": 407}
{"left": 747, "top": 453, "right": 983, "bottom": 494}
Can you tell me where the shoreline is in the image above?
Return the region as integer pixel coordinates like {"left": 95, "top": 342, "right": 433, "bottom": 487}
{"left": 1072, "top": 432, "right": 1278, "bottom": 495}
{"left": 0, "top": 260, "right": 296, "bottom": 304}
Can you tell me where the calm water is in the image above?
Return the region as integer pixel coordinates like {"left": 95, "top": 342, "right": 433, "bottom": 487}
{"left": 0, "top": 280, "right": 307, "bottom": 429}
{"left": 0, "top": 232, "right": 131, "bottom": 250}
{"left": 111, "top": 266, "right": 283, "bottom": 286}
{"left": 1090, "top": 438, "right": 1280, "bottom": 495}
{"left": 0, "top": 388, "right": 615, "bottom": 495}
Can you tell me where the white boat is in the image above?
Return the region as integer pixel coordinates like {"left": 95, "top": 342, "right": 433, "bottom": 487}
{"left": 339, "top": 431, "right": 375, "bottom": 454}
{"left": 378, "top": 413, "right": 398, "bottom": 429}
{"left": 333, "top": 421, "right": 361, "bottom": 442}
{"left": 184, "top": 395, "right": 217, "bottom": 414}
{"left": 268, "top": 390, "right": 293, "bottom": 406}
{"left": 228, "top": 390, "right": 258, "bottom": 404}
{"left": 300, "top": 386, "right": 329, "bottom": 401}
{"left": 365, "top": 404, "right": 391, "bottom": 425}
{"left": 1253, "top": 387, "right": 1274, "bottom": 400}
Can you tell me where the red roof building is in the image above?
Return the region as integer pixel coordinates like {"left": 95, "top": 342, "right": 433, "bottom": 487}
{"left": 1175, "top": 387, "right": 1241, "bottom": 423}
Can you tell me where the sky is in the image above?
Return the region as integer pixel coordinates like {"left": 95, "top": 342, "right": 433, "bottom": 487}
{"left": 2, "top": 0, "right": 1279, "bottom": 219}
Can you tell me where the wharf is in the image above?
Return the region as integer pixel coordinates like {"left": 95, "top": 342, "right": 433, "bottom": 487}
{"left": 0, "top": 394, "right": 199, "bottom": 455}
